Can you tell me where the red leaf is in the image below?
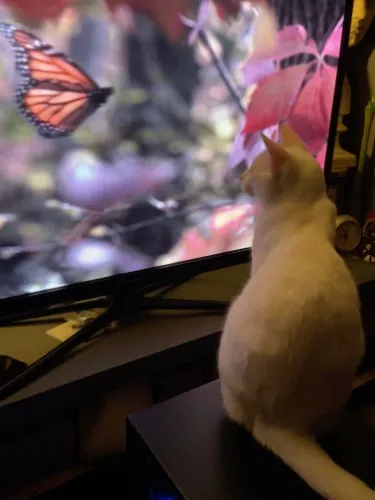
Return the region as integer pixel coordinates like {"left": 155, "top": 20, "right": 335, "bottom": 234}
{"left": 169, "top": 203, "right": 255, "bottom": 260}
{"left": 3, "top": 0, "right": 75, "bottom": 21}
{"left": 104, "top": 0, "right": 191, "bottom": 41}
{"left": 243, "top": 24, "right": 315, "bottom": 86}
{"left": 316, "top": 143, "right": 327, "bottom": 170}
{"left": 285, "top": 17, "right": 342, "bottom": 155}
{"left": 322, "top": 18, "right": 343, "bottom": 58}
{"left": 242, "top": 63, "right": 310, "bottom": 134}
{"left": 211, "top": 204, "right": 255, "bottom": 235}
{"left": 241, "top": 16, "right": 344, "bottom": 159}
{"left": 213, "top": 0, "right": 242, "bottom": 18}
{"left": 288, "top": 63, "right": 337, "bottom": 154}
{"left": 181, "top": 228, "right": 217, "bottom": 257}
{"left": 278, "top": 24, "right": 312, "bottom": 52}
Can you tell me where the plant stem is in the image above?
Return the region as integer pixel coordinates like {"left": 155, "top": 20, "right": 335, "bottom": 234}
{"left": 198, "top": 29, "right": 246, "bottom": 115}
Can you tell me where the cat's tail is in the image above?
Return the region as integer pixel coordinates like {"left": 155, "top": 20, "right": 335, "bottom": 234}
{"left": 253, "top": 418, "right": 375, "bottom": 500}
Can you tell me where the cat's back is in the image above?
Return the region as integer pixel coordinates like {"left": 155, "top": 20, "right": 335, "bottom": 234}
{"left": 225, "top": 228, "right": 361, "bottom": 353}
{"left": 249, "top": 232, "right": 358, "bottom": 320}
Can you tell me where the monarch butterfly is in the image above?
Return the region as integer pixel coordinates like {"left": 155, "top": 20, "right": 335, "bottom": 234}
{"left": 0, "top": 22, "right": 114, "bottom": 138}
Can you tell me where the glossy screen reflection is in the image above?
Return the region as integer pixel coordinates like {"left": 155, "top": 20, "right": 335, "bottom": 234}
{"left": 0, "top": 0, "right": 348, "bottom": 299}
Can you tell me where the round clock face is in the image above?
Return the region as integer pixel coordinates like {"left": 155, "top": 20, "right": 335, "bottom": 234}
{"left": 335, "top": 215, "right": 362, "bottom": 252}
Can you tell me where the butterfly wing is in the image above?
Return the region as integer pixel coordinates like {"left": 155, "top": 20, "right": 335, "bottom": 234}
{"left": 0, "top": 22, "right": 112, "bottom": 138}
{"left": 0, "top": 22, "right": 97, "bottom": 90}
{"left": 18, "top": 81, "right": 95, "bottom": 138}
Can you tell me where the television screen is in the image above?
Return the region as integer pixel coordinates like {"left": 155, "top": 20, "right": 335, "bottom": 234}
{"left": 0, "top": 0, "right": 351, "bottom": 301}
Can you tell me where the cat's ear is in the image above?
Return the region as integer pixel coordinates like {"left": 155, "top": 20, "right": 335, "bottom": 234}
{"left": 279, "top": 123, "right": 308, "bottom": 151}
{"left": 261, "top": 133, "right": 292, "bottom": 170}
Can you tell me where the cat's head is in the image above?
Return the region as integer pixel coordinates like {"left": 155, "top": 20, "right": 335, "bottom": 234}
{"left": 241, "top": 124, "right": 326, "bottom": 205}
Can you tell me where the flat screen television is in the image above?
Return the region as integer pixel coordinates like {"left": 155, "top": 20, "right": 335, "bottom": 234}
{"left": 0, "top": 0, "right": 353, "bottom": 322}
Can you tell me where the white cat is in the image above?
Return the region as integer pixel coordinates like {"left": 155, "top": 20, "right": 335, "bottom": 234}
{"left": 218, "top": 124, "right": 375, "bottom": 500}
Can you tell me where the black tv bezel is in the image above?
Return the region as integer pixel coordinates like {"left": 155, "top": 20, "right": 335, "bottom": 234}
{"left": 0, "top": 249, "right": 250, "bottom": 320}
{"left": 324, "top": 0, "right": 354, "bottom": 186}
{"left": 0, "top": 0, "right": 354, "bottom": 321}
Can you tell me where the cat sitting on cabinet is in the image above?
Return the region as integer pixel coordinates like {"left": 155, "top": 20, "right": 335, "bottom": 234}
{"left": 218, "top": 124, "right": 375, "bottom": 499}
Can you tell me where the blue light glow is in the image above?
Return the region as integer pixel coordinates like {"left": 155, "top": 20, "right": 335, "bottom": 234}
{"left": 149, "top": 489, "right": 177, "bottom": 500}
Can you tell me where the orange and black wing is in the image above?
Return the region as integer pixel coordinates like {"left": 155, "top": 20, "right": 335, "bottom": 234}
{"left": 0, "top": 22, "right": 96, "bottom": 89}
{"left": 17, "top": 82, "right": 94, "bottom": 138}
{"left": 0, "top": 22, "right": 113, "bottom": 138}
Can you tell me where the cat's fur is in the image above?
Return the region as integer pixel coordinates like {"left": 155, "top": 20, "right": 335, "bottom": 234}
{"left": 218, "top": 124, "right": 375, "bottom": 499}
